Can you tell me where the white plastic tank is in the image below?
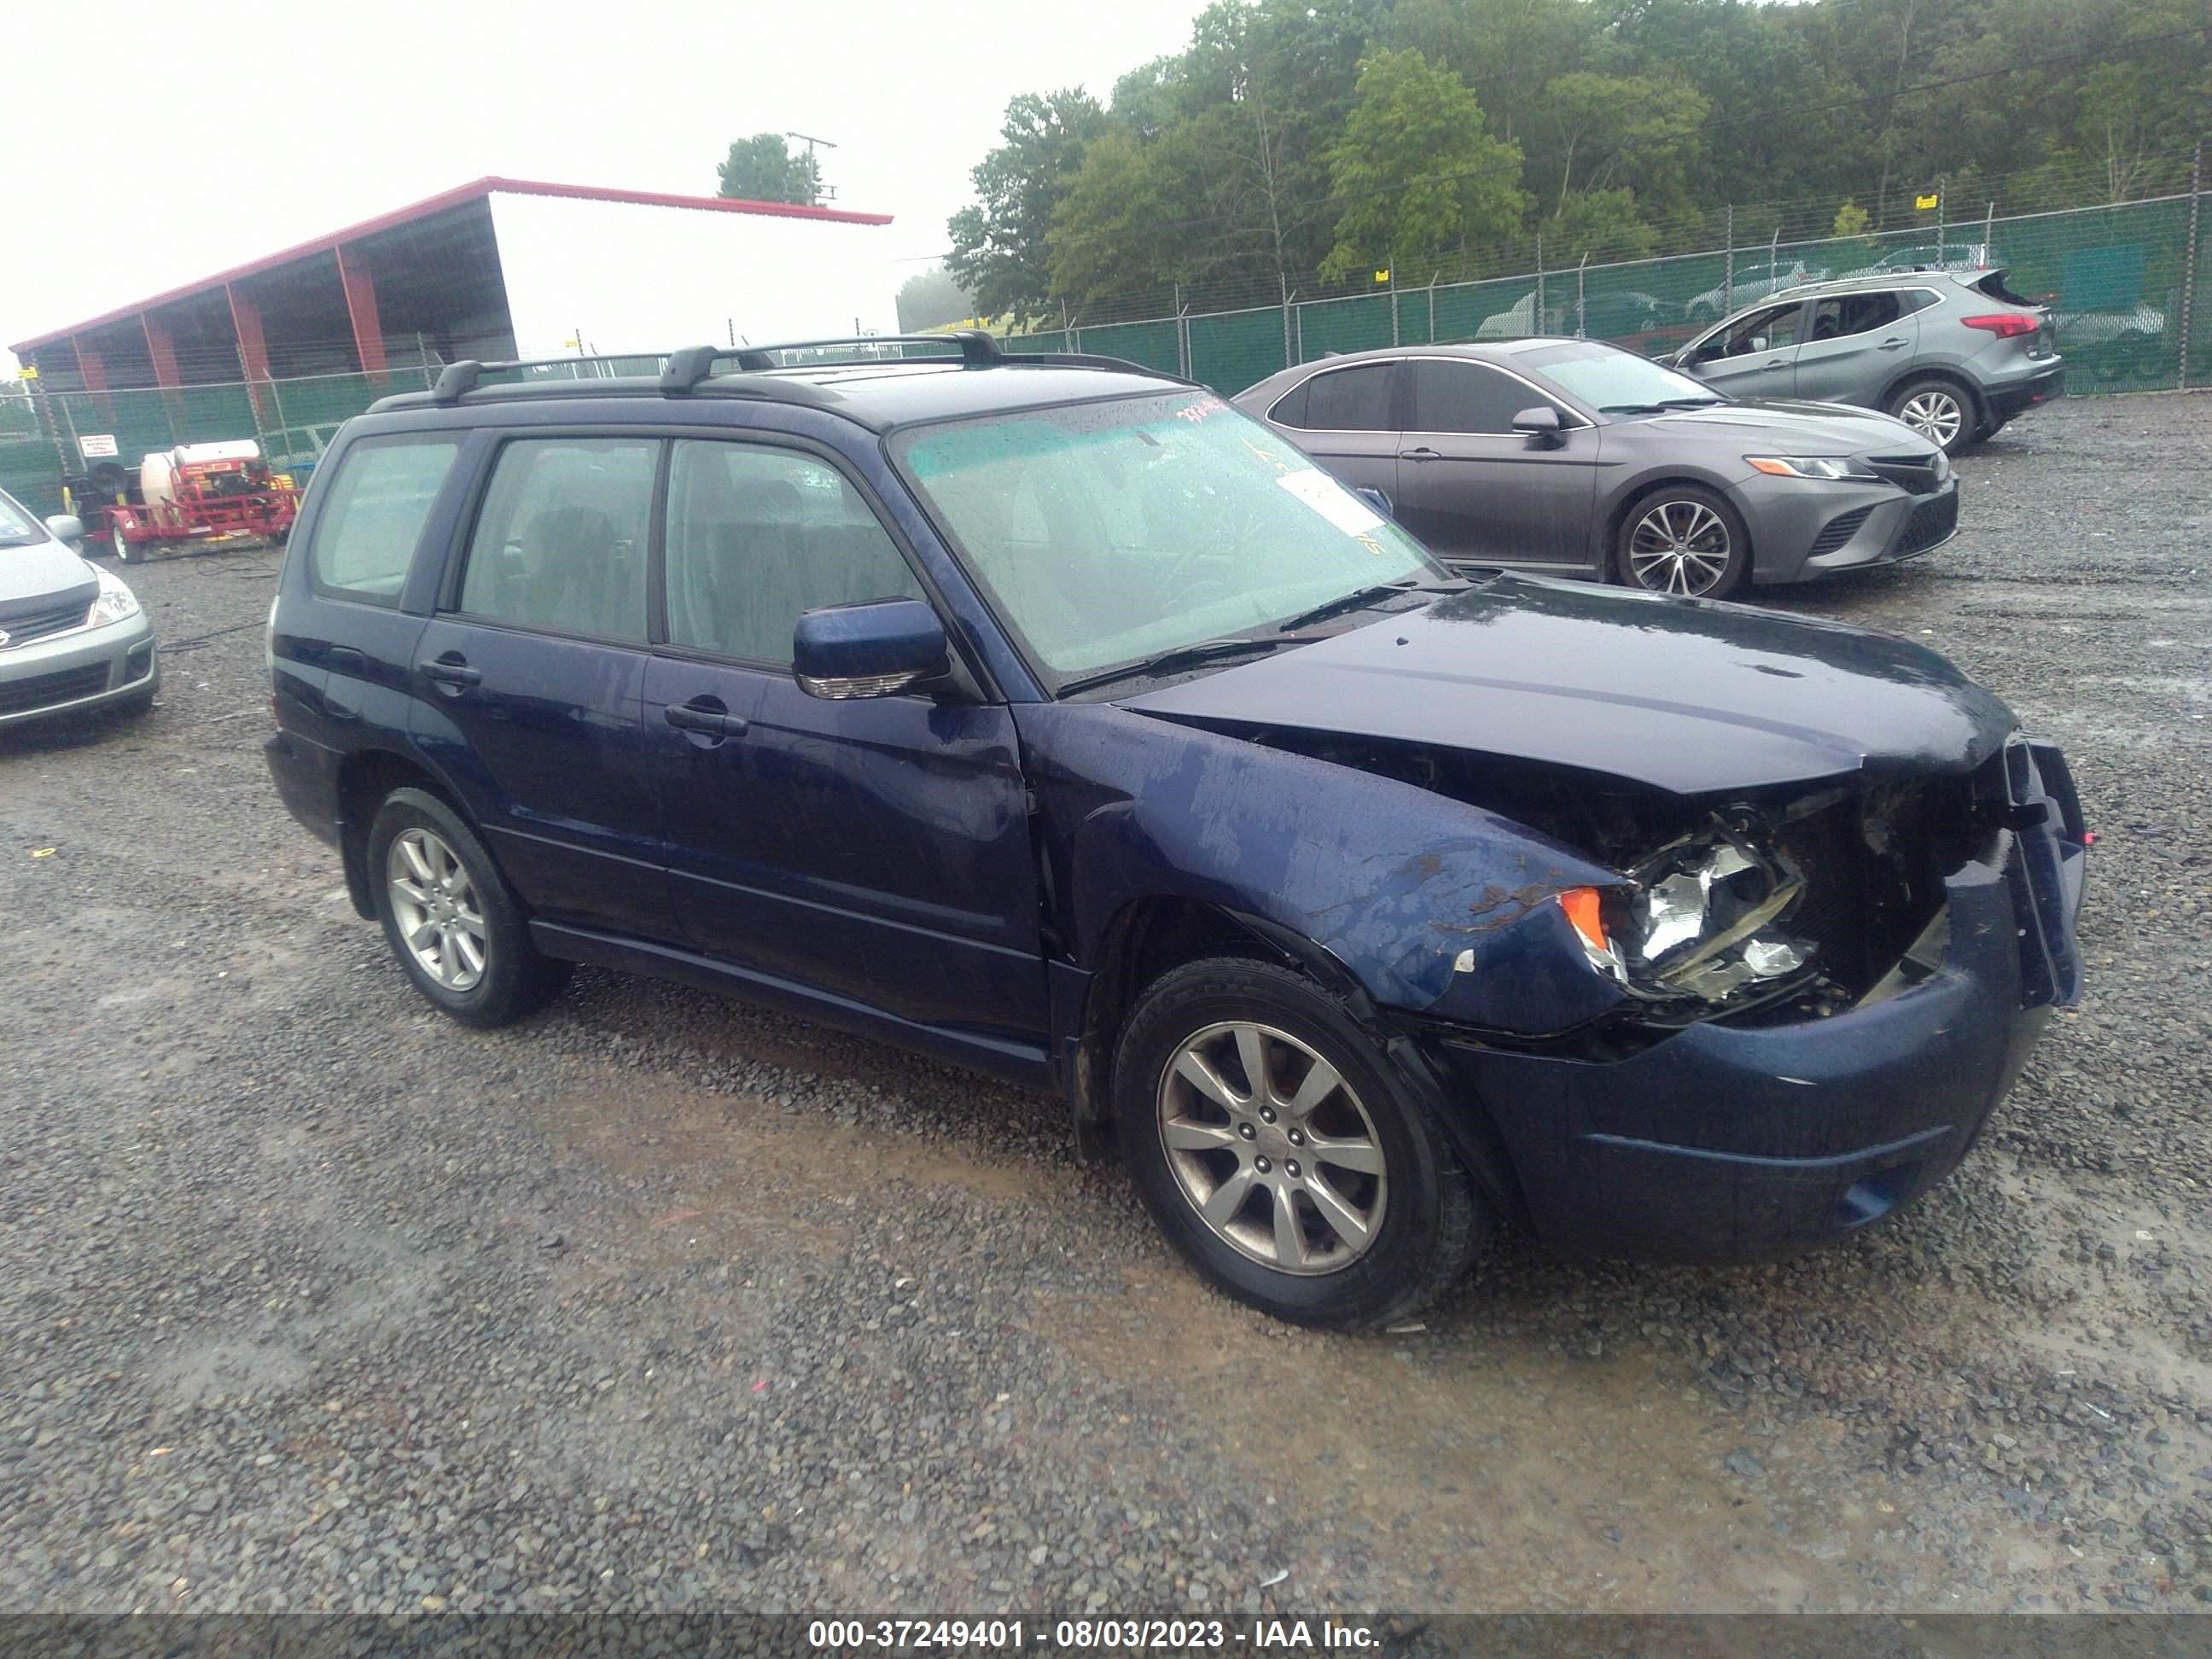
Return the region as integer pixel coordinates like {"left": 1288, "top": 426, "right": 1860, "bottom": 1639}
{"left": 137, "top": 451, "right": 178, "bottom": 509}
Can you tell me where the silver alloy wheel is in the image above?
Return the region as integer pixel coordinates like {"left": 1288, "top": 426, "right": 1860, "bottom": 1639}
{"left": 1898, "top": 388, "right": 1965, "bottom": 448}
{"left": 1627, "top": 498, "right": 1734, "bottom": 596}
{"left": 1155, "top": 1021, "right": 1388, "bottom": 1276}
{"left": 385, "top": 827, "right": 489, "bottom": 992}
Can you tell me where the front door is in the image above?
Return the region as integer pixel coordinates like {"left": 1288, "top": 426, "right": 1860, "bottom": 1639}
{"left": 409, "top": 433, "right": 671, "bottom": 938}
{"left": 1795, "top": 288, "right": 1918, "bottom": 405}
{"left": 644, "top": 437, "right": 1048, "bottom": 1039}
{"left": 1393, "top": 358, "right": 1598, "bottom": 571}
{"left": 1682, "top": 300, "right": 1809, "bottom": 401}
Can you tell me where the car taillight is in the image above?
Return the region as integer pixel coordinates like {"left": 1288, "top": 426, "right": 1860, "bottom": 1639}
{"left": 1961, "top": 313, "right": 2039, "bottom": 338}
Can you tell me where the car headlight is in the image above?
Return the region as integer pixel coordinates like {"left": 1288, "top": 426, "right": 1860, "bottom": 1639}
{"left": 1570, "top": 826, "right": 1816, "bottom": 1005}
{"left": 86, "top": 566, "right": 141, "bottom": 628}
{"left": 1745, "top": 455, "right": 1877, "bottom": 480}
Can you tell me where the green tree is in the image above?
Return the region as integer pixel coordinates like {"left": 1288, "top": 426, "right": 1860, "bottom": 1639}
{"left": 1530, "top": 72, "right": 1709, "bottom": 221}
{"left": 895, "top": 268, "right": 980, "bottom": 332}
{"left": 1318, "top": 49, "right": 1528, "bottom": 286}
{"left": 1541, "top": 189, "right": 1660, "bottom": 265}
{"left": 1832, "top": 201, "right": 1872, "bottom": 237}
{"left": 715, "top": 134, "right": 822, "bottom": 206}
{"left": 946, "top": 90, "right": 1109, "bottom": 323}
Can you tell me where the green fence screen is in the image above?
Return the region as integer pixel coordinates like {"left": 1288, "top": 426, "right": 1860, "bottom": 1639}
{"left": 3, "top": 187, "right": 2201, "bottom": 518}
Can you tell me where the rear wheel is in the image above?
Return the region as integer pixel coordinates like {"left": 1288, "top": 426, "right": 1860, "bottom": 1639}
{"left": 1888, "top": 377, "right": 1976, "bottom": 454}
{"left": 366, "top": 787, "right": 572, "bottom": 1027}
{"left": 1115, "top": 957, "right": 1487, "bottom": 1330}
{"left": 1615, "top": 486, "right": 1749, "bottom": 597}
{"left": 111, "top": 522, "right": 134, "bottom": 562}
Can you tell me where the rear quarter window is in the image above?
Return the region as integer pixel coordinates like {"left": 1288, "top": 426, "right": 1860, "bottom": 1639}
{"left": 306, "top": 436, "right": 461, "bottom": 606}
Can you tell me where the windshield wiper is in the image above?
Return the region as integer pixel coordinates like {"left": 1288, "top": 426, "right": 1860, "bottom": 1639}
{"left": 1274, "top": 578, "right": 1458, "bottom": 634}
{"left": 1657, "top": 396, "right": 1725, "bottom": 408}
{"left": 1056, "top": 635, "right": 1295, "bottom": 697}
{"left": 1597, "top": 403, "right": 1670, "bottom": 415}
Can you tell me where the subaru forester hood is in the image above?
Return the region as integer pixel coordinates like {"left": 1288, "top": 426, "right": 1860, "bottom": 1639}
{"left": 1116, "top": 574, "right": 2013, "bottom": 795}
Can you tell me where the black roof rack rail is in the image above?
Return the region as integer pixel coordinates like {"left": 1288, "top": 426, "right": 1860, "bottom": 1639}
{"left": 660, "top": 329, "right": 1005, "bottom": 393}
{"left": 428, "top": 355, "right": 653, "bottom": 404}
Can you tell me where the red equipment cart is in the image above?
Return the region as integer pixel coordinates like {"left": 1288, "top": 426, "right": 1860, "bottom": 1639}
{"left": 96, "top": 440, "right": 299, "bottom": 562}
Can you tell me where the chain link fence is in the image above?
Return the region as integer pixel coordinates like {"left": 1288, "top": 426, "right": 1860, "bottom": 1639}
{"left": 4, "top": 166, "right": 2206, "bottom": 521}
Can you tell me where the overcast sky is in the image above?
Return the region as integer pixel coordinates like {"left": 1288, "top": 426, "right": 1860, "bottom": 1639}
{"left": 2, "top": 0, "right": 1215, "bottom": 372}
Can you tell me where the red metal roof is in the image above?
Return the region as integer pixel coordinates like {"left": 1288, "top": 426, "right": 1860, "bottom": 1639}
{"left": 9, "top": 177, "right": 894, "bottom": 352}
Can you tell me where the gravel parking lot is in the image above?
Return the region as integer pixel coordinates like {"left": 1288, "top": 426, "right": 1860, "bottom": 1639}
{"left": 3, "top": 391, "right": 2209, "bottom": 1620}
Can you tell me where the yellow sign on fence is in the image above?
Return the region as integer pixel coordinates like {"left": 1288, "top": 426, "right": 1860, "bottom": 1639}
{"left": 1374, "top": 269, "right": 1391, "bottom": 284}
{"left": 1915, "top": 192, "right": 1941, "bottom": 211}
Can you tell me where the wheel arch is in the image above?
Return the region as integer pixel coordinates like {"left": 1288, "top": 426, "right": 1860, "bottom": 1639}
{"left": 1879, "top": 364, "right": 1987, "bottom": 427}
{"left": 334, "top": 747, "right": 469, "bottom": 919}
{"left": 1598, "top": 473, "right": 1751, "bottom": 576}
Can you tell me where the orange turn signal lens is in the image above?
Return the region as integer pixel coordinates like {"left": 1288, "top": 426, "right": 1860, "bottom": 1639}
{"left": 1746, "top": 457, "right": 1797, "bottom": 476}
{"left": 1557, "top": 887, "right": 1610, "bottom": 952}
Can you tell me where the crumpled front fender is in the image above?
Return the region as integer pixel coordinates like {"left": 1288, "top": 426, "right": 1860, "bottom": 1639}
{"left": 1016, "top": 703, "right": 1630, "bottom": 1034}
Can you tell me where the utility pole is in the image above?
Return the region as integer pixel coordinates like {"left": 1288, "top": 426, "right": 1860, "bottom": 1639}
{"left": 785, "top": 131, "right": 838, "bottom": 206}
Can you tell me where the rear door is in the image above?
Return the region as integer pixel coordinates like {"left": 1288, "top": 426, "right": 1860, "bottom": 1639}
{"left": 644, "top": 437, "right": 1048, "bottom": 1039}
{"left": 1795, "top": 288, "right": 1917, "bottom": 405}
{"left": 1680, "top": 300, "right": 1809, "bottom": 400}
{"left": 1393, "top": 358, "right": 1597, "bottom": 572}
{"left": 408, "top": 433, "right": 672, "bottom": 938}
{"left": 1265, "top": 360, "right": 1401, "bottom": 504}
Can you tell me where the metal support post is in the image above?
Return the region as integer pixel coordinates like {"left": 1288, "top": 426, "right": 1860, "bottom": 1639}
{"left": 2180, "top": 140, "right": 2203, "bottom": 392}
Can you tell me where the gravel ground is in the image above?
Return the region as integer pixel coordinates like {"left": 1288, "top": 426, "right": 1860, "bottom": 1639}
{"left": 2, "top": 392, "right": 2209, "bottom": 1620}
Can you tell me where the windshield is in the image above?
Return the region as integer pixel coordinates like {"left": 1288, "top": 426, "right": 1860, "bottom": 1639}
{"left": 1516, "top": 341, "right": 1723, "bottom": 413}
{"left": 894, "top": 392, "right": 1438, "bottom": 685}
{"left": 0, "top": 489, "right": 46, "bottom": 548}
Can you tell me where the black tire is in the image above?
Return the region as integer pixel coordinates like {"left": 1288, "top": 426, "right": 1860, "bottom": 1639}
{"left": 1885, "top": 375, "right": 1977, "bottom": 456}
{"left": 366, "top": 787, "right": 572, "bottom": 1028}
{"left": 1614, "top": 484, "right": 1750, "bottom": 598}
{"left": 1114, "top": 956, "right": 1487, "bottom": 1330}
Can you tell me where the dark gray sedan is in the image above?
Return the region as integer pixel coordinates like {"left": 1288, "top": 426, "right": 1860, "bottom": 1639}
{"left": 1232, "top": 340, "right": 1960, "bottom": 598}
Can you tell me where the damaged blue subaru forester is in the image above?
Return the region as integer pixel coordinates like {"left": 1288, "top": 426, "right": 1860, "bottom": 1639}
{"left": 264, "top": 333, "right": 2086, "bottom": 1330}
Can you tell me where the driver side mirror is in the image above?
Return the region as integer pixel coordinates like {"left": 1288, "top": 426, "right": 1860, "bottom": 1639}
{"left": 1352, "top": 486, "right": 1394, "bottom": 520}
{"left": 44, "top": 515, "right": 84, "bottom": 547}
{"left": 1512, "top": 406, "right": 1566, "bottom": 448}
{"left": 793, "top": 597, "right": 949, "bottom": 701}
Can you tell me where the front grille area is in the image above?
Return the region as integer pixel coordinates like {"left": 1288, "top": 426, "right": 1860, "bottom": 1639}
{"left": 1807, "top": 505, "right": 1876, "bottom": 557}
{"left": 0, "top": 661, "right": 111, "bottom": 716}
{"left": 1866, "top": 454, "right": 1944, "bottom": 494}
{"left": 0, "top": 598, "right": 89, "bottom": 649}
{"left": 1896, "top": 489, "right": 1960, "bottom": 556}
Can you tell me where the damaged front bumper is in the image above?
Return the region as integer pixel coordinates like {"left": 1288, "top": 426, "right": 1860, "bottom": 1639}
{"left": 1433, "top": 738, "right": 2086, "bottom": 1265}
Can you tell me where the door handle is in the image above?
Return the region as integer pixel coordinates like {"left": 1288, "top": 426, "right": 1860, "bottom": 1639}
{"left": 665, "top": 701, "right": 748, "bottom": 738}
{"left": 1399, "top": 446, "right": 1441, "bottom": 461}
{"left": 327, "top": 646, "right": 365, "bottom": 673}
{"left": 422, "top": 655, "right": 481, "bottom": 692}
{"left": 1763, "top": 357, "right": 1787, "bottom": 368}
{"left": 1877, "top": 337, "right": 1909, "bottom": 350}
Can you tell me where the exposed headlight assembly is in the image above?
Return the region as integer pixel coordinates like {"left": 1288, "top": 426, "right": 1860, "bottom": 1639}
{"left": 1570, "top": 822, "right": 1817, "bottom": 1006}
{"left": 86, "top": 565, "right": 141, "bottom": 628}
{"left": 1744, "top": 455, "right": 1877, "bottom": 481}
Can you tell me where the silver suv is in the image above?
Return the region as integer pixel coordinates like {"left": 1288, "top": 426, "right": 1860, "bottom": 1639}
{"left": 1664, "top": 270, "right": 2062, "bottom": 454}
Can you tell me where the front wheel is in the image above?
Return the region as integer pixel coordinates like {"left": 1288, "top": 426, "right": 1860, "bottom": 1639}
{"left": 366, "top": 787, "right": 572, "bottom": 1027}
{"left": 1888, "top": 377, "right": 1976, "bottom": 455}
{"left": 112, "top": 522, "right": 135, "bottom": 562}
{"left": 1114, "top": 957, "right": 1487, "bottom": 1330}
{"left": 1615, "top": 486, "right": 1749, "bottom": 597}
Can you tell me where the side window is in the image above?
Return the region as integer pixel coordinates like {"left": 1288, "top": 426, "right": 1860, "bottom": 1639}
{"left": 663, "top": 442, "right": 925, "bottom": 666}
{"left": 1410, "top": 360, "right": 1548, "bottom": 434}
{"left": 1298, "top": 364, "right": 1396, "bottom": 431}
{"left": 306, "top": 436, "right": 459, "bottom": 605}
{"left": 1266, "top": 380, "right": 1310, "bottom": 428}
{"left": 1719, "top": 301, "right": 1805, "bottom": 357}
{"left": 1812, "top": 291, "right": 1905, "bottom": 339}
{"left": 1897, "top": 288, "right": 1941, "bottom": 316}
{"left": 454, "top": 438, "right": 655, "bottom": 642}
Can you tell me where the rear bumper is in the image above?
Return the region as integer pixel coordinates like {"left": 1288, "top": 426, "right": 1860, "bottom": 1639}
{"left": 1434, "top": 748, "right": 2085, "bottom": 1264}
{"left": 0, "top": 614, "right": 159, "bottom": 726}
{"left": 1984, "top": 364, "right": 2065, "bottom": 423}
